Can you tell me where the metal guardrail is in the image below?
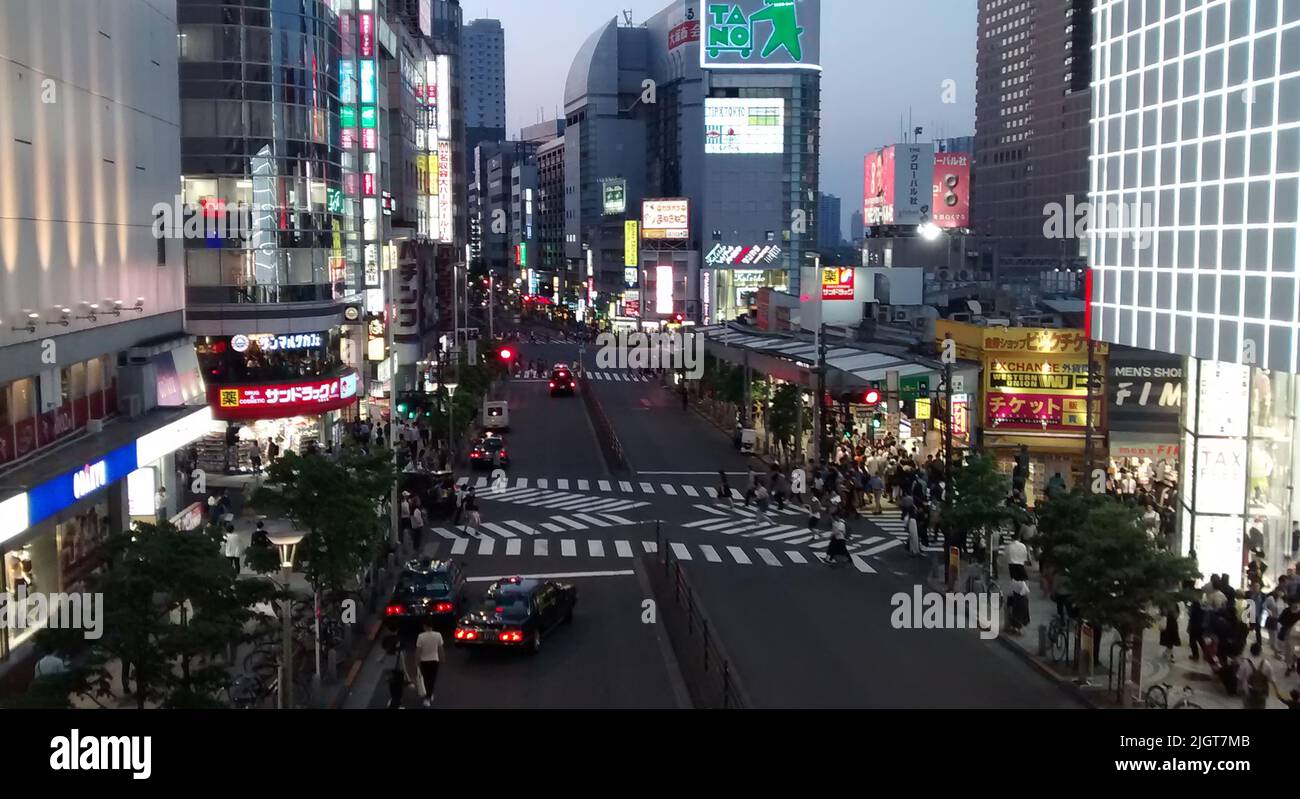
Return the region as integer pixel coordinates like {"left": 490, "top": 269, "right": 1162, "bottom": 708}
{"left": 577, "top": 376, "right": 626, "bottom": 470}
{"left": 658, "top": 526, "right": 747, "bottom": 710}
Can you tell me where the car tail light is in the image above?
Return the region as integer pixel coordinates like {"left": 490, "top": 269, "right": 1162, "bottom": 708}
{"left": 434, "top": 601, "right": 454, "bottom": 613}
{"left": 470, "top": 452, "right": 481, "bottom": 458}
{"left": 549, "top": 382, "right": 555, "bottom": 388}
{"left": 385, "top": 604, "right": 405, "bottom": 617}
{"left": 465, "top": 630, "right": 478, "bottom": 640}
{"left": 498, "top": 628, "right": 524, "bottom": 643}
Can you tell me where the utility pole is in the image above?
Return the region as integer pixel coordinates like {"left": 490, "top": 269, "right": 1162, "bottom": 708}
{"left": 813, "top": 323, "right": 828, "bottom": 465}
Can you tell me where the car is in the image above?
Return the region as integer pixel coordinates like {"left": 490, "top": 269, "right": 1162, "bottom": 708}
{"left": 468, "top": 434, "right": 509, "bottom": 469}
{"left": 452, "top": 576, "right": 577, "bottom": 654}
{"left": 384, "top": 559, "right": 468, "bottom": 633}
{"left": 549, "top": 365, "right": 576, "bottom": 397}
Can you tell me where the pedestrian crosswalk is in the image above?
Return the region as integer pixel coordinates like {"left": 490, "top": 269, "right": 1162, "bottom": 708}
{"left": 585, "top": 371, "right": 658, "bottom": 383}
{"left": 856, "top": 512, "right": 946, "bottom": 554}
{"left": 413, "top": 535, "right": 866, "bottom": 570}
{"left": 457, "top": 474, "right": 813, "bottom": 509}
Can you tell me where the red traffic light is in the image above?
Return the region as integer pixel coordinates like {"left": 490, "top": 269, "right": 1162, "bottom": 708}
{"left": 863, "top": 389, "right": 882, "bottom": 406}
{"left": 673, "top": 313, "right": 684, "bottom": 323}
{"left": 499, "top": 347, "right": 514, "bottom": 362}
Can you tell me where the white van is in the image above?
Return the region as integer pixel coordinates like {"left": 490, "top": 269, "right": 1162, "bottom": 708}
{"left": 483, "top": 400, "right": 510, "bottom": 432}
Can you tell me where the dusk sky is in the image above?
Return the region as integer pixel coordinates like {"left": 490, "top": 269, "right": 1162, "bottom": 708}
{"left": 460, "top": 0, "right": 977, "bottom": 233}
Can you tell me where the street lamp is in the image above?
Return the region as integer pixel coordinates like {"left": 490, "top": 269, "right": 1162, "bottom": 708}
{"left": 918, "top": 222, "right": 943, "bottom": 241}
{"left": 266, "top": 530, "right": 307, "bottom": 710}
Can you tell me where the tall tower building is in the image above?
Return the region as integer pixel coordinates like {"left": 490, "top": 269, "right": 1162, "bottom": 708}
{"left": 971, "top": 0, "right": 1092, "bottom": 265}
{"left": 463, "top": 18, "right": 506, "bottom": 156}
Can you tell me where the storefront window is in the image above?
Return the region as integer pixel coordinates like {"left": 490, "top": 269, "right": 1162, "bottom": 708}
{"left": 1247, "top": 370, "right": 1295, "bottom": 587}
{"left": 2, "top": 530, "right": 62, "bottom": 652}
{"left": 10, "top": 378, "right": 35, "bottom": 422}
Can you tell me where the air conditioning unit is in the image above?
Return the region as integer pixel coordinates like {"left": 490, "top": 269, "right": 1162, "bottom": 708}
{"left": 893, "top": 309, "right": 911, "bottom": 324}
{"left": 121, "top": 394, "right": 143, "bottom": 419}
{"left": 936, "top": 269, "right": 951, "bottom": 281}
{"left": 86, "top": 419, "right": 104, "bottom": 435}
{"left": 950, "top": 312, "right": 972, "bottom": 323}
{"left": 957, "top": 270, "right": 973, "bottom": 281}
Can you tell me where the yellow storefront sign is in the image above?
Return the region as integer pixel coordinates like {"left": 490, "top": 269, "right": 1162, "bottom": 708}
{"left": 624, "top": 221, "right": 639, "bottom": 267}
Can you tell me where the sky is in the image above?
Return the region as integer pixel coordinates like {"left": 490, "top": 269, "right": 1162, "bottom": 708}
{"left": 460, "top": 0, "right": 977, "bottom": 234}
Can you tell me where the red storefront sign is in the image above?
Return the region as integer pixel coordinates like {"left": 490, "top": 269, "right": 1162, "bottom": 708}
{"left": 669, "top": 19, "right": 701, "bottom": 50}
{"left": 209, "top": 371, "right": 360, "bottom": 421}
{"left": 986, "top": 391, "right": 1096, "bottom": 432}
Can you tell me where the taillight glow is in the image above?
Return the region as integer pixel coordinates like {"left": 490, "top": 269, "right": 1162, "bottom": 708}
{"left": 454, "top": 628, "right": 466, "bottom": 639}
{"left": 434, "top": 601, "right": 454, "bottom": 613}
{"left": 549, "top": 382, "right": 555, "bottom": 388}
{"left": 385, "top": 605, "right": 405, "bottom": 616}
{"left": 498, "top": 629, "right": 524, "bottom": 643}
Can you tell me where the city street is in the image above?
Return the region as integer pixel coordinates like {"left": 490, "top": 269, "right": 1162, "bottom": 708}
{"left": 349, "top": 332, "right": 1083, "bottom": 709}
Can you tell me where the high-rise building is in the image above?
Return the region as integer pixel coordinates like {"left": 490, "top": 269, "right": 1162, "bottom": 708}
{"left": 971, "top": 0, "right": 1091, "bottom": 263}
{"left": 817, "top": 193, "right": 842, "bottom": 250}
{"left": 0, "top": 0, "right": 215, "bottom": 677}
{"left": 464, "top": 19, "right": 507, "bottom": 156}
{"left": 565, "top": 1, "right": 822, "bottom": 325}
{"left": 849, "top": 210, "right": 865, "bottom": 245}
{"left": 1088, "top": 0, "right": 1300, "bottom": 586}
{"left": 537, "top": 134, "right": 568, "bottom": 298}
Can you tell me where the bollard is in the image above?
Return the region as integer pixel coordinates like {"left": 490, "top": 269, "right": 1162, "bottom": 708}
{"left": 1037, "top": 624, "right": 1048, "bottom": 657}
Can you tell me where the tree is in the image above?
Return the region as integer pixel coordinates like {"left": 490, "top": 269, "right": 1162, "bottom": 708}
{"left": 19, "top": 522, "right": 276, "bottom": 709}
{"left": 250, "top": 447, "right": 396, "bottom": 596}
{"left": 946, "top": 454, "right": 1019, "bottom": 553}
{"left": 767, "top": 383, "right": 805, "bottom": 464}
{"left": 1034, "top": 491, "right": 1197, "bottom": 685}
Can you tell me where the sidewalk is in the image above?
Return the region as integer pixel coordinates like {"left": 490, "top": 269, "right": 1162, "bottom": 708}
{"left": 961, "top": 559, "right": 1299, "bottom": 709}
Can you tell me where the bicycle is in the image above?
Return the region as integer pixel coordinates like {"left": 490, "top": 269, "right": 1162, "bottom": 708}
{"left": 1046, "top": 612, "right": 1071, "bottom": 663}
{"left": 1144, "top": 682, "right": 1202, "bottom": 709}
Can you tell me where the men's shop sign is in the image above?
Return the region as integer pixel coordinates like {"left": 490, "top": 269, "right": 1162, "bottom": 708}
{"left": 1107, "top": 347, "right": 1184, "bottom": 435}
{"left": 209, "top": 371, "right": 359, "bottom": 421}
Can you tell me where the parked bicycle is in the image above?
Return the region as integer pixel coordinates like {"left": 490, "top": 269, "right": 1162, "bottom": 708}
{"left": 1144, "top": 682, "right": 1202, "bottom": 709}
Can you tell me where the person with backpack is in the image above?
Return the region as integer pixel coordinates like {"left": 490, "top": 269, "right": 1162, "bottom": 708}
{"left": 1237, "top": 642, "right": 1276, "bottom": 709}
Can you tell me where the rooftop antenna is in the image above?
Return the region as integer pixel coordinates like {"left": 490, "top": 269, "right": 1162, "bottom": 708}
{"left": 623, "top": 9, "right": 634, "bottom": 26}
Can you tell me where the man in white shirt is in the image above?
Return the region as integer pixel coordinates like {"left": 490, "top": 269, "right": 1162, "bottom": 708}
{"left": 34, "top": 648, "right": 67, "bottom": 680}
{"left": 1006, "top": 536, "right": 1029, "bottom": 581}
{"left": 409, "top": 503, "right": 425, "bottom": 554}
{"left": 416, "top": 622, "right": 445, "bottom": 708}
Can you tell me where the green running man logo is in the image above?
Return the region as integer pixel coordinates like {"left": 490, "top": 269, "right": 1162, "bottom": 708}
{"left": 707, "top": 1, "right": 806, "bottom": 62}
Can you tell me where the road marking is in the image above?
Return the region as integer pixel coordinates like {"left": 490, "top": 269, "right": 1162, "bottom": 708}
{"left": 682, "top": 485, "right": 699, "bottom": 497}
{"left": 456, "top": 477, "right": 468, "bottom": 487}
{"left": 573, "top": 513, "right": 611, "bottom": 527}
{"left": 786, "top": 551, "right": 808, "bottom": 564}
{"left": 856, "top": 539, "right": 905, "bottom": 557}
{"left": 699, "top": 544, "right": 722, "bottom": 563}
{"left": 730, "top": 488, "right": 743, "bottom": 500}
{"left": 619, "top": 481, "right": 633, "bottom": 492}
{"left": 451, "top": 538, "right": 469, "bottom": 555}
{"left": 598, "top": 480, "right": 612, "bottom": 491}
{"left": 537, "top": 478, "right": 549, "bottom": 489}
{"left": 694, "top": 503, "right": 727, "bottom": 516}
{"left": 704, "top": 487, "right": 718, "bottom": 498}
{"left": 540, "top": 522, "right": 566, "bottom": 533}
{"left": 557, "top": 479, "right": 569, "bottom": 490}
{"left": 701, "top": 520, "right": 750, "bottom": 533}
{"left": 683, "top": 518, "right": 721, "bottom": 529}
{"left": 847, "top": 535, "right": 886, "bottom": 549}
{"left": 506, "top": 539, "right": 521, "bottom": 556}
{"left": 757, "top": 527, "right": 803, "bottom": 541}
{"left": 504, "top": 520, "right": 536, "bottom": 536}
{"left": 477, "top": 537, "right": 495, "bottom": 555}
{"left": 433, "top": 527, "right": 458, "bottom": 540}
{"left": 670, "top": 543, "right": 692, "bottom": 560}
{"left": 475, "top": 477, "right": 488, "bottom": 489}
{"left": 534, "top": 539, "right": 549, "bottom": 556}
{"left": 661, "top": 484, "right": 677, "bottom": 495}
{"left": 642, "top": 541, "right": 658, "bottom": 553}
{"left": 615, "top": 540, "right": 634, "bottom": 558}
{"left": 726, "top": 546, "right": 751, "bottom": 565}
{"left": 577, "top": 480, "right": 590, "bottom": 491}
{"left": 756, "top": 548, "right": 781, "bottom": 567}
{"left": 553, "top": 516, "right": 588, "bottom": 530}
{"left": 601, "top": 513, "right": 635, "bottom": 525}
{"left": 851, "top": 555, "right": 877, "bottom": 573}
{"left": 588, "top": 540, "right": 605, "bottom": 557}
{"left": 466, "top": 570, "right": 634, "bottom": 583}
{"left": 639, "top": 482, "right": 655, "bottom": 494}
{"left": 481, "top": 522, "right": 517, "bottom": 538}
{"left": 516, "top": 477, "right": 529, "bottom": 488}
{"left": 561, "top": 539, "right": 577, "bottom": 557}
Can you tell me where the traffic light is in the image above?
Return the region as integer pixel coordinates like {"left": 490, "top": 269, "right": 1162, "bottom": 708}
{"left": 498, "top": 346, "right": 515, "bottom": 363}
{"left": 863, "top": 389, "right": 882, "bottom": 406}
{"left": 673, "top": 313, "right": 684, "bottom": 323}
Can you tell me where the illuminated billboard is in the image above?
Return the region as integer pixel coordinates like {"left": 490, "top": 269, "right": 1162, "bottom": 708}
{"left": 602, "top": 179, "right": 626, "bottom": 215}
{"left": 702, "top": 0, "right": 821, "bottom": 71}
{"left": 863, "top": 143, "right": 935, "bottom": 227}
{"left": 705, "top": 99, "right": 784, "bottom": 154}
{"left": 624, "top": 221, "right": 639, "bottom": 267}
{"left": 931, "top": 152, "right": 971, "bottom": 229}
{"left": 642, "top": 199, "right": 690, "bottom": 240}
{"left": 656, "top": 265, "right": 675, "bottom": 314}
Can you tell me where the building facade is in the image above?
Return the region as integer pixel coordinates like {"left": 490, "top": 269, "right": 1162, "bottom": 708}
{"left": 0, "top": 0, "right": 215, "bottom": 677}
{"left": 817, "top": 192, "right": 842, "bottom": 250}
{"left": 972, "top": 0, "right": 1092, "bottom": 265}
{"left": 463, "top": 18, "right": 506, "bottom": 156}
{"left": 1089, "top": 0, "right": 1300, "bottom": 586}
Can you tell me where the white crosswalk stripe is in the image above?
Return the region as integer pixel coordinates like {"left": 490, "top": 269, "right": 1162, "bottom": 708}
{"left": 540, "top": 523, "right": 565, "bottom": 533}
{"left": 588, "top": 540, "right": 605, "bottom": 557}
{"left": 577, "top": 480, "right": 590, "bottom": 491}
{"left": 516, "top": 477, "right": 529, "bottom": 488}
{"left": 615, "top": 540, "right": 634, "bottom": 558}
{"left": 433, "top": 527, "right": 459, "bottom": 540}
{"left": 480, "top": 522, "right": 517, "bottom": 538}
{"left": 786, "top": 551, "right": 808, "bottom": 564}
{"left": 504, "top": 520, "right": 537, "bottom": 536}
{"left": 561, "top": 539, "right": 577, "bottom": 557}
{"left": 553, "top": 516, "right": 587, "bottom": 530}
{"left": 856, "top": 539, "right": 905, "bottom": 557}
{"left": 557, "top": 479, "right": 569, "bottom": 490}
{"left": 619, "top": 481, "right": 633, "bottom": 492}
{"left": 598, "top": 480, "right": 611, "bottom": 491}
{"left": 700, "top": 544, "right": 722, "bottom": 562}
{"left": 851, "top": 555, "right": 877, "bottom": 573}
{"left": 536, "top": 478, "right": 549, "bottom": 489}
{"left": 639, "top": 482, "right": 654, "bottom": 494}
{"left": 477, "top": 537, "right": 495, "bottom": 555}
{"left": 670, "top": 543, "right": 692, "bottom": 560}
{"left": 573, "top": 513, "right": 611, "bottom": 528}
{"left": 534, "top": 539, "right": 549, "bottom": 557}
{"left": 642, "top": 541, "right": 658, "bottom": 554}
{"left": 661, "top": 484, "right": 677, "bottom": 495}
{"left": 506, "top": 539, "right": 521, "bottom": 556}
{"left": 601, "top": 513, "right": 635, "bottom": 525}
{"left": 726, "top": 546, "right": 751, "bottom": 565}
{"left": 475, "top": 477, "right": 488, "bottom": 489}
{"left": 756, "top": 548, "right": 781, "bottom": 567}
{"left": 683, "top": 485, "right": 699, "bottom": 497}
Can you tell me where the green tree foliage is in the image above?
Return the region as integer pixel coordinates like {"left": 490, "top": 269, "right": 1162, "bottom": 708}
{"left": 251, "top": 447, "right": 396, "bottom": 594}
{"left": 767, "top": 383, "right": 804, "bottom": 455}
{"left": 946, "top": 454, "right": 1019, "bottom": 544}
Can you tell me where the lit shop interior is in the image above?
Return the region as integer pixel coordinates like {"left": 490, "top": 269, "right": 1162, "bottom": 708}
{"left": 708, "top": 267, "right": 788, "bottom": 323}
{"left": 1180, "top": 360, "right": 1299, "bottom": 590}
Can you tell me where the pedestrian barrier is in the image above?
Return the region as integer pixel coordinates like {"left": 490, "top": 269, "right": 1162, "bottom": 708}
{"left": 577, "top": 376, "right": 627, "bottom": 471}
{"left": 645, "top": 526, "right": 750, "bottom": 709}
